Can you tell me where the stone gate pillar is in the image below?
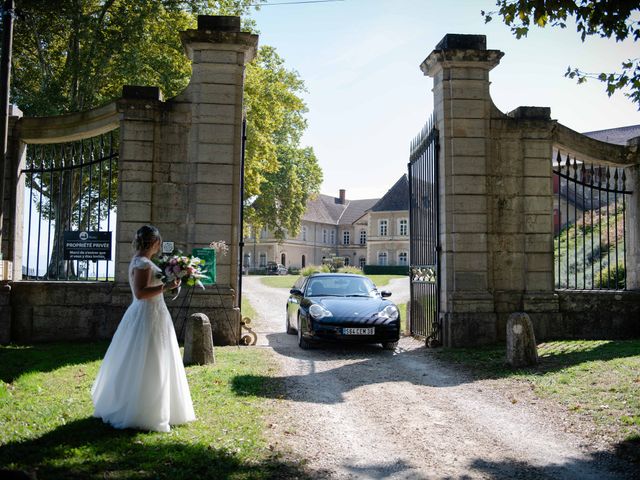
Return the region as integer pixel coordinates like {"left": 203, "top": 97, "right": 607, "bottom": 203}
{"left": 421, "top": 34, "right": 562, "bottom": 346}
{"left": 626, "top": 145, "right": 640, "bottom": 289}
{"left": 1, "top": 105, "right": 24, "bottom": 279}
{"left": 115, "top": 16, "right": 258, "bottom": 344}
{"left": 421, "top": 35, "right": 502, "bottom": 347}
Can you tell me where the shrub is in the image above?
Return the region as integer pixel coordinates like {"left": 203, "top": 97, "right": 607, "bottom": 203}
{"left": 301, "top": 264, "right": 331, "bottom": 276}
{"left": 595, "top": 262, "right": 626, "bottom": 289}
{"left": 337, "top": 266, "right": 363, "bottom": 274}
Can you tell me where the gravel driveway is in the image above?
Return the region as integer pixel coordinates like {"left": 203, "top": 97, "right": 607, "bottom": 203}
{"left": 242, "top": 276, "right": 634, "bottom": 480}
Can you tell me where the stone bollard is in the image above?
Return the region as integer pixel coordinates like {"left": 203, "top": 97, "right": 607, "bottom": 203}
{"left": 183, "top": 313, "right": 215, "bottom": 366}
{"left": 506, "top": 312, "right": 538, "bottom": 368}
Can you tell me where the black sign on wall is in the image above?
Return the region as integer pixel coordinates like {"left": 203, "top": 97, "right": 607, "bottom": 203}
{"left": 64, "top": 231, "right": 112, "bottom": 261}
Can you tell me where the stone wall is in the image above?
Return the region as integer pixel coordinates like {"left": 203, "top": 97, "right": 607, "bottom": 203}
{"left": 421, "top": 34, "right": 640, "bottom": 347}
{"left": 555, "top": 291, "right": 640, "bottom": 340}
{"left": 5, "top": 282, "right": 239, "bottom": 345}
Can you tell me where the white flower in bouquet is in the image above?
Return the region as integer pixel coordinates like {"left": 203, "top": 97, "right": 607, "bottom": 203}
{"left": 208, "top": 240, "right": 229, "bottom": 256}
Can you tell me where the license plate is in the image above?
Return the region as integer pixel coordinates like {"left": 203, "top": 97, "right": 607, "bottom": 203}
{"left": 343, "top": 327, "right": 375, "bottom": 335}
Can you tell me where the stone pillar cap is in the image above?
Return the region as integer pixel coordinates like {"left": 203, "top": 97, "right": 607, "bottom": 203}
{"left": 180, "top": 15, "right": 258, "bottom": 63}
{"left": 198, "top": 15, "right": 241, "bottom": 32}
{"left": 420, "top": 33, "right": 504, "bottom": 77}
{"left": 122, "top": 85, "right": 164, "bottom": 101}
{"left": 508, "top": 106, "right": 551, "bottom": 120}
{"left": 435, "top": 34, "right": 486, "bottom": 50}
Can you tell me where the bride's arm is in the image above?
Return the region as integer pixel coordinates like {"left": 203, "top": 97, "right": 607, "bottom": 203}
{"left": 132, "top": 267, "right": 164, "bottom": 299}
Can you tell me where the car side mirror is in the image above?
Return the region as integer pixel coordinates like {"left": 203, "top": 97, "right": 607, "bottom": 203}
{"left": 290, "top": 288, "right": 303, "bottom": 296}
{"left": 381, "top": 290, "right": 392, "bottom": 298}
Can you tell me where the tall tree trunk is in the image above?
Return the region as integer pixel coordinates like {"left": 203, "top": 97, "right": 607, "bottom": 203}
{"left": 46, "top": 170, "right": 77, "bottom": 279}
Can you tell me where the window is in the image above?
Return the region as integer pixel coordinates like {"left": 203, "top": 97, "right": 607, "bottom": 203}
{"left": 243, "top": 253, "right": 251, "bottom": 268}
{"left": 343, "top": 231, "right": 350, "bottom": 245}
{"left": 330, "top": 230, "right": 336, "bottom": 244}
{"left": 399, "top": 219, "right": 408, "bottom": 236}
{"left": 379, "top": 220, "right": 388, "bottom": 236}
{"left": 260, "top": 227, "right": 267, "bottom": 239}
{"left": 398, "top": 251, "right": 408, "bottom": 265}
{"left": 301, "top": 255, "right": 306, "bottom": 268}
{"left": 322, "top": 229, "right": 328, "bottom": 244}
{"left": 302, "top": 226, "right": 307, "bottom": 241}
{"left": 359, "top": 229, "right": 367, "bottom": 245}
{"left": 359, "top": 257, "right": 366, "bottom": 269}
{"left": 378, "top": 251, "right": 388, "bottom": 265}
{"left": 344, "top": 257, "right": 350, "bottom": 266}
{"left": 259, "top": 253, "right": 267, "bottom": 267}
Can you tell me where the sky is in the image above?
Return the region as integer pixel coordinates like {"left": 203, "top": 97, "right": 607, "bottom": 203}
{"left": 249, "top": 0, "right": 639, "bottom": 200}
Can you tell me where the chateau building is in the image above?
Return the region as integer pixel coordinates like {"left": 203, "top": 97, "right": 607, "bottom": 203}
{"left": 244, "top": 175, "right": 410, "bottom": 271}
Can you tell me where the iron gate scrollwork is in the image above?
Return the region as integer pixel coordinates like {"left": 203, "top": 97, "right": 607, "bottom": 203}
{"left": 408, "top": 114, "right": 440, "bottom": 346}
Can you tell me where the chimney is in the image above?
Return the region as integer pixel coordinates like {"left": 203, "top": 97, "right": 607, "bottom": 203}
{"left": 339, "top": 189, "right": 346, "bottom": 204}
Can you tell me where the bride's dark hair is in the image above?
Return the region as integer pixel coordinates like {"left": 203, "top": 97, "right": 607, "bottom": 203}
{"left": 133, "top": 225, "right": 162, "bottom": 252}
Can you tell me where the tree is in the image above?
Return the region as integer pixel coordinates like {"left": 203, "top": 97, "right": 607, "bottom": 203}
{"left": 243, "top": 46, "right": 322, "bottom": 241}
{"left": 482, "top": 1, "right": 640, "bottom": 108}
{"left": 9, "top": 1, "right": 321, "bottom": 275}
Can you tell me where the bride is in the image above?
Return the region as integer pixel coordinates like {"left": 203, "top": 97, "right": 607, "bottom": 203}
{"left": 92, "top": 225, "right": 196, "bottom": 432}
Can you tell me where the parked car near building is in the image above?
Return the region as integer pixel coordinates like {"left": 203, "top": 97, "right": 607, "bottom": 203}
{"left": 286, "top": 273, "right": 400, "bottom": 350}
{"left": 266, "top": 262, "right": 288, "bottom": 275}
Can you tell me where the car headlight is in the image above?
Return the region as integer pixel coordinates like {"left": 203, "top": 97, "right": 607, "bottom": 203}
{"left": 378, "top": 305, "right": 399, "bottom": 321}
{"left": 309, "top": 304, "right": 333, "bottom": 319}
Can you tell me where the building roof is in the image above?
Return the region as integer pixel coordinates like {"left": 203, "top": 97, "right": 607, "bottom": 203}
{"left": 302, "top": 176, "right": 409, "bottom": 226}
{"left": 302, "top": 193, "right": 378, "bottom": 226}
{"left": 370, "top": 175, "right": 409, "bottom": 212}
{"left": 582, "top": 124, "right": 640, "bottom": 146}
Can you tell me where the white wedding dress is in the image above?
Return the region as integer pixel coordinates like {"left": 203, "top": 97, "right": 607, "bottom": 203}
{"left": 92, "top": 255, "right": 196, "bottom": 432}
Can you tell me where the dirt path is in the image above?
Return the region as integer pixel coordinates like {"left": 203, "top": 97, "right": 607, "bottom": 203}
{"left": 242, "top": 276, "right": 635, "bottom": 480}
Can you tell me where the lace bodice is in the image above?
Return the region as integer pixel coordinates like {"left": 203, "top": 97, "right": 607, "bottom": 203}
{"left": 129, "top": 255, "right": 163, "bottom": 298}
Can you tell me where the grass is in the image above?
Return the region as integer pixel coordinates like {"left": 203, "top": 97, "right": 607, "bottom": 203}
{"left": 554, "top": 203, "right": 625, "bottom": 289}
{"left": 433, "top": 339, "right": 640, "bottom": 446}
{"left": 0, "top": 343, "right": 307, "bottom": 479}
{"left": 259, "top": 275, "right": 298, "bottom": 289}
{"left": 241, "top": 294, "right": 258, "bottom": 321}
{"left": 397, "top": 303, "right": 407, "bottom": 332}
{"left": 259, "top": 274, "right": 404, "bottom": 289}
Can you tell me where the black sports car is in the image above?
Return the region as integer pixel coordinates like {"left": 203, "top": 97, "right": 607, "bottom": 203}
{"left": 286, "top": 273, "right": 400, "bottom": 350}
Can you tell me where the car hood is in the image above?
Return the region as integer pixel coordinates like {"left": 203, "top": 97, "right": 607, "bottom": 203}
{"left": 314, "top": 296, "right": 392, "bottom": 319}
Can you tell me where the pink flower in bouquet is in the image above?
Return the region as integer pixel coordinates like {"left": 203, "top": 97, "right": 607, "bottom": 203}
{"left": 153, "top": 253, "right": 207, "bottom": 300}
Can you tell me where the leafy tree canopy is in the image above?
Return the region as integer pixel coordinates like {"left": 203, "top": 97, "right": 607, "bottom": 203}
{"left": 244, "top": 45, "right": 322, "bottom": 240}
{"left": 482, "top": 0, "right": 640, "bottom": 107}
{"left": 9, "top": 0, "right": 321, "bottom": 244}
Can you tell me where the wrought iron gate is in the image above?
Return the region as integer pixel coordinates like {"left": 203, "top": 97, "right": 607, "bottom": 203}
{"left": 22, "top": 131, "right": 119, "bottom": 281}
{"left": 408, "top": 115, "right": 440, "bottom": 346}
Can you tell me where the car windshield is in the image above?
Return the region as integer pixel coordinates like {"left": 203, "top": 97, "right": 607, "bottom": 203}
{"left": 305, "top": 276, "right": 376, "bottom": 297}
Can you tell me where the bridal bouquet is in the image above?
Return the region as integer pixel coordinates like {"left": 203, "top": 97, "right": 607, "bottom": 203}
{"left": 154, "top": 254, "right": 207, "bottom": 298}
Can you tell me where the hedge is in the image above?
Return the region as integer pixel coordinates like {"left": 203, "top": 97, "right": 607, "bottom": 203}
{"left": 362, "top": 265, "right": 410, "bottom": 275}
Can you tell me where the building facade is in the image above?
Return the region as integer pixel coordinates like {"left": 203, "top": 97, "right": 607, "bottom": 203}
{"left": 244, "top": 175, "right": 410, "bottom": 271}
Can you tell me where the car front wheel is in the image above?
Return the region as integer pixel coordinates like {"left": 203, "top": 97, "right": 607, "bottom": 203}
{"left": 286, "top": 309, "right": 296, "bottom": 335}
{"left": 381, "top": 341, "right": 398, "bottom": 351}
{"left": 297, "top": 315, "right": 311, "bottom": 349}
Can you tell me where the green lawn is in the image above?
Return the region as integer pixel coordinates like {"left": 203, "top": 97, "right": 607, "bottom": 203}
{"left": 0, "top": 343, "right": 307, "bottom": 479}
{"left": 241, "top": 294, "right": 258, "bottom": 321}
{"left": 259, "top": 274, "right": 405, "bottom": 289}
{"left": 433, "top": 340, "right": 640, "bottom": 448}
{"left": 397, "top": 303, "right": 407, "bottom": 333}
